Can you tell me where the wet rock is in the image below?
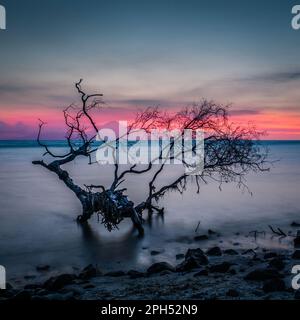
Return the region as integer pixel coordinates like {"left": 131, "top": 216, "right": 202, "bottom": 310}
{"left": 268, "top": 258, "right": 285, "bottom": 271}
{"left": 194, "top": 235, "right": 208, "bottom": 241}
{"left": 224, "top": 249, "right": 238, "bottom": 255}
{"left": 78, "top": 264, "right": 101, "bottom": 280}
{"left": 83, "top": 283, "right": 95, "bottom": 289}
{"left": 36, "top": 264, "right": 50, "bottom": 272}
{"left": 263, "top": 278, "right": 286, "bottom": 293}
{"left": 105, "top": 271, "right": 126, "bottom": 277}
{"left": 127, "top": 270, "right": 145, "bottom": 279}
{"left": 292, "top": 250, "right": 300, "bottom": 259}
{"left": 150, "top": 250, "right": 162, "bottom": 256}
{"left": 208, "top": 229, "right": 217, "bottom": 235}
{"left": 263, "top": 252, "right": 278, "bottom": 259}
{"left": 244, "top": 268, "right": 282, "bottom": 281}
{"left": 193, "top": 269, "right": 208, "bottom": 277}
{"left": 294, "top": 231, "right": 300, "bottom": 248}
{"left": 233, "top": 242, "right": 240, "bottom": 246}
{"left": 24, "top": 284, "right": 42, "bottom": 290}
{"left": 160, "top": 270, "right": 173, "bottom": 276}
{"left": 206, "top": 246, "right": 222, "bottom": 256}
{"left": 226, "top": 289, "right": 239, "bottom": 297}
{"left": 147, "top": 262, "right": 175, "bottom": 274}
{"left": 24, "top": 275, "right": 36, "bottom": 280}
{"left": 291, "top": 221, "right": 300, "bottom": 227}
{"left": 61, "top": 285, "right": 85, "bottom": 296}
{"left": 209, "top": 262, "right": 232, "bottom": 273}
{"left": 176, "top": 254, "right": 185, "bottom": 260}
{"left": 229, "top": 269, "right": 237, "bottom": 275}
{"left": 176, "top": 248, "right": 208, "bottom": 272}
{"left": 42, "top": 292, "right": 74, "bottom": 301}
{"left": 43, "top": 274, "right": 76, "bottom": 291}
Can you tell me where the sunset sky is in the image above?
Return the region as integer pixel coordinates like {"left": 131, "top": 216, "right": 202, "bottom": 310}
{"left": 0, "top": 0, "right": 300, "bottom": 139}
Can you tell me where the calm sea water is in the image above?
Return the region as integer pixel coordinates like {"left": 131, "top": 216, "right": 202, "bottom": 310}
{"left": 0, "top": 140, "right": 299, "bottom": 283}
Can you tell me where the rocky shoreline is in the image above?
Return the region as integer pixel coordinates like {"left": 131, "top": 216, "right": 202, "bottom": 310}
{"left": 1, "top": 228, "right": 300, "bottom": 301}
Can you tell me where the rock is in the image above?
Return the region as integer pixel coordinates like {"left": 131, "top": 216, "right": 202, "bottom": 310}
{"left": 233, "top": 242, "right": 240, "bottom": 246}
{"left": 78, "top": 264, "right": 101, "bottom": 280}
{"left": 36, "top": 264, "right": 50, "bottom": 272}
{"left": 208, "top": 229, "right": 217, "bottom": 235}
{"left": 263, "top": 252, "right": 278, "bottom": 259}
{"left": 194, "top": 235, "right": 208, "bottom": 241}
{"left": 42, "top": 292, "right": 74, "bottom": 301}
{"left": 24, "top": 275, "right": 36, "bottom": 280}
{"left": 292, "top": 250, "right": 300, "bottom": 259}
{"left": 176, "top": 248, "right": 208, "bottom": 272}
{"left": 176, "top": 254, "right": 185, "bottom": 260}
{"left": 268, "top": 258, "right": 285, "bottom": 271}
{"left": 262, "top": 278, "right": 286, "bottom": 293}
{"left": 127, "top": 270, "right": 145, "bottom": 279}
{"left": 224, "top": 249, "right": 238, "bottom": 255}
{"left": 206, "top": 246, "right": 222, "bottom": 256}
{"left": 160, "top": 270, "right": 173, "bottom": 276}
{"left": 150, "top": 250, "right": 162, "bottom": 256}
{"left": 226, "top": 289, "right": 239, "bottom": 297}
{"left": 209, "top": 262, "right": 232, "bottom": 273}
{"left": 193, "top": 269, "right": 208, "bottom": 277}
{"left": 61, "top": 285, "right": 85, "bottom": 296}
{"left": 105, "top": 271, "right": 125, "bottom": 277}
{"left": 83, "top": 283, "right": 95, "bottom": 289}
{"left": 229, "top": 269, "right": 237, "bottom": 275}
{"left": 43, "top": 274, "right": 76, "bottom": 291}
{"left": 291, "top": 221, "right": 300, "bottom": 227}
{"left": 244, "top": 268, "right": 282, "bottom": 281}
{"left": 24, "top": 284, "right": 42, "bottom": 290}
{"left": 294, "top": 231, "right": 300, "bottom": 248}
{"left": 185, "top": 248, "right": 208, "bottom": 261}
{"left": 147, "top": 262, "right": 175, "bottom": 274}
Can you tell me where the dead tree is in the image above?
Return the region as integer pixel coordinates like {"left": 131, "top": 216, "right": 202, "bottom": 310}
{"left": 32, "top": 80, "right": 269, "bottom": 235}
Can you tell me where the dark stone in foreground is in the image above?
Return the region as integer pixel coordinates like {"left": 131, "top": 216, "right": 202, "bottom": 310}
{"left": 244, "top": 268, "right": 282, "bottom": 281}
{"left": 224, "top": 249, "right": 238, "bottom": 255}
{"left": 291, "top": 221, "right": 300, "bottom": 227}
{"left": 127, "top": 270, "right": 145, "bottom": 279}
{"left": 268, "top": 258, "right": 285, "bottom": 271}
{"left": 209, "top": 262, "right": 232, "bottom": 273}
{"left": 263, "top": 278, "right": 286, "bottom": 293}
{"left": 292, "top": 250, "right": 300, "bottom": 259}
{"left": 193, "top": 269, "right": 208, "bottom": 277}
{"left": 294, "top": 231, "right": 300, "bottom": 248}
{"left": 147, "top": 262, "right": 175, "bottom": 274}
{"left": 176, "top": 248, "right": 208, "bottom": 272}
{"left": 43, "top": 274, "right": 76, "bottom": 291}
{"left": 79, "top": 264, "right": 101, "bottom": 279}
{"left": 105, "top": 271, "right": 126, "bottom": 277}
{"left": 206, "top": 246, "right": 222, "bottom": 256}
{"left": 194, "top": 235, "right": 209, "bottom": 241}
{"left": 150, "top": 250, "right": 162, "bottom": 256}
{"left": 226, "top": 289, "right": 239, "bottom": 297}
{"left": 176, "top": 253, "right": 185, "bottom": 260}
{"left": 24, "top": 284, "right": 42, "bottom": 290}
{"left": 263, "top": 252, "right": 278, "bottom": 259}
{"left": 208, "top": 229, "right": 217, "bottom": 235}
{"left": 36, "top": 264, "right": 50, "bottom": 272}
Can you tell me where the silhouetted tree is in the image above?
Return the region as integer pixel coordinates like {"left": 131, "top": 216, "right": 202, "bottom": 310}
{"left": 33, "top": 80, "right": 269, "bottom": 235}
